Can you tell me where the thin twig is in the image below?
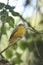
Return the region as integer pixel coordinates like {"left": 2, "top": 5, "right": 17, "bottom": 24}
{"left": 0, "top": 40, "right": 17, "bottom": 55}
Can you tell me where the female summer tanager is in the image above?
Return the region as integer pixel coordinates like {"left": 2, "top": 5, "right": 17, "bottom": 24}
{"left": 9, "top": 24, "right": 25, "bottom": 44}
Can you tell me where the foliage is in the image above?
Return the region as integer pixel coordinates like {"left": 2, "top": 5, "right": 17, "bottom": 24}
{"left": 0, "top": 0, "right": 43, "bottom": 65}
{"left": 11, "top": 52, "right": 22, "bottom": 64}
{"left": 5, "top": 49, "right": 13, "bottom": 59}
{"left": 0, "top": 2, "right": 20, "bottom": 37}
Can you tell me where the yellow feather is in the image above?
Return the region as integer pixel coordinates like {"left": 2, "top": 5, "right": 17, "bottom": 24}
{"left": 9, "top": 24, "right": 25, "bottom": 44}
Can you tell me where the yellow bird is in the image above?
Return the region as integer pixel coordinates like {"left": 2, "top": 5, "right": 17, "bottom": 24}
{"left": 9, "top": 24, "right": 25, "bottom": 44}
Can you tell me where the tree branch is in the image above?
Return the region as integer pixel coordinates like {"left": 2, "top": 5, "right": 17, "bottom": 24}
{"left": 19, "top": 15, "right": 43, "bottom": 34}
{"left": 0, "top": 40, "right": 17, "bottom": 55}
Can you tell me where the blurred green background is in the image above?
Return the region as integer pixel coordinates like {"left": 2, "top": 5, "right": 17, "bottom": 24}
{"left": 0, "top": 0, "right": 43, "bottom": 65}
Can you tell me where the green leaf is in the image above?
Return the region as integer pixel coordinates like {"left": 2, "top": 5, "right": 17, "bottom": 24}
{"left": 5, "top": 5, "right": 13, "bottom": 10}
{"left": 5, "top": 49, "right": 13, "bottom": 58}
{"left": 18, "top": 40, "right": 28, "bottom": 50}
{"left": 12, "top": 11, "right": 20, "bottom": 16}
{"left": 0, "top": 10, "right": 8, "bottom": 15}
{"left": 12, "top": 57, "right": 22, "bottom": 64}
{"left": 10, "top": 10, "right": 20, "bottom": 16}
{"left": 1, "top": 15, "right": 6, "bottom": 22}
{"left": 5, "top": 5, "right": 19, "bottom": 16}
{"left": 15, "top": 52, "right": 21, "bottom": 58}
{"left": 1, "top": 24, "right": 7, "bottom": 34}
{"left": 11, "top": 42, "right": 17, "bottom": 50}
{"left": 1, "top": 10, "right": 8, "bottom": 22}
{"left": 0, "top": 3, "right": 5, "bottom": 9}
{"left": 6, "top": 16, "right": 14, "bottom": 28}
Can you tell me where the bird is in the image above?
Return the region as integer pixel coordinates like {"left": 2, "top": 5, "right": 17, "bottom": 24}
{"left": 9, "top": 24, "right": 25, "bottom": 44}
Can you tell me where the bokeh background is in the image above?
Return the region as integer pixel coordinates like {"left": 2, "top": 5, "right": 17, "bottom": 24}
{"left": 0, "top": 0, "right": 43, "bottom": 65}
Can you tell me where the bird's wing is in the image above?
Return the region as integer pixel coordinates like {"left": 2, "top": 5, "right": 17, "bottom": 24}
{"left": 9, "top": 27, "right": 18, "bottom": 41}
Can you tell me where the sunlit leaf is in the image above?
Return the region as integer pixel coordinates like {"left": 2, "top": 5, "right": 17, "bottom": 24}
{"left": 5, "top": 49, "right": 13, "bottom": 58}
{"left": 1, "top": 24, "right": 7, "bottom": 34}
{"left": 11, "top": 52, "right": 22, "bottom": 64}
{"left": 6, "top": 16, "right": 14, "bottom": 28}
